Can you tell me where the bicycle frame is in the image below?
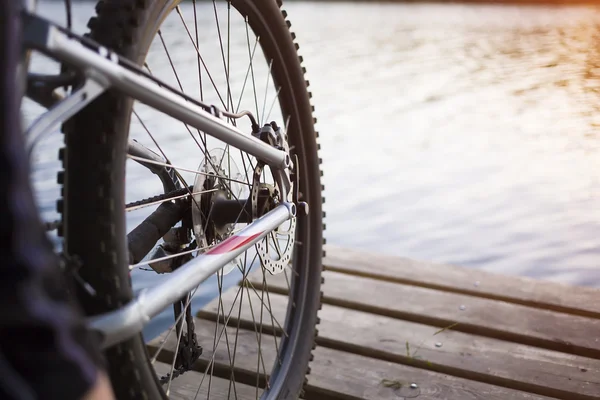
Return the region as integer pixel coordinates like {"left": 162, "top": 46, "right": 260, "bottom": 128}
{"left": 22, "top": 12, "right": 297, "bottom": 348}
{"left": 93, "top": 203, "right": 295, "bottom": 348}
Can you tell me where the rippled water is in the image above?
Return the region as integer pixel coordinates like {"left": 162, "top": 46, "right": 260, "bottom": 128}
{"left": 25, "top": 1, "right": 600, "bottom": 336}
{"left": 295, "top": 2, "right": 600, "bottom": 287}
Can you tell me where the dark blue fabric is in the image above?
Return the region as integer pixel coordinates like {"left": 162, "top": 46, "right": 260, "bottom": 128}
{"left": 0, "top": 2, "right": 102, "bottom": 398}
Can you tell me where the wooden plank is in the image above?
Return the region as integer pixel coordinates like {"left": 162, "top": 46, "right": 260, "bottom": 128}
{"left": 254, "top": 269, "right": 600, "bottom": 359}
{"left": 198, "top": 285, "right": 600, "bottom": 399}
{"left": 153, "top": 362, "right": 258, "bottom": 400}
{"left": 324, "top": 245, "right": 600, "bottom": 318}
{"left": 308, "top": 347, "right": 557, "bottom": 400}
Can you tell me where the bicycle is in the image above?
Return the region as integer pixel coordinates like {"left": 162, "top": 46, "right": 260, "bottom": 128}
{"left": 17, "top": 0, "right": 324, "bottom": 398}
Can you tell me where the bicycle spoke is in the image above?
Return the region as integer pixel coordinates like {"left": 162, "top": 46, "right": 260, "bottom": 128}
{"left": 243, "top": 279, "right": 269, "bottom": 392}
{"left": 264, "top": 86, "right": 282, "bottom": 124}
{"left": 158, "top": 30, "right": 185, "bottom": 93}
{"left": 192, "top": 0, "right": 203, "bottom": 102}
{"left": 175, "top": 7, "right": 228, "bottom": 111}
{"left": 227, "top": 251, "right": 250, "bottom": 397}
{"left": 132, "top": 109, "right": 174, "bottom": 177}
{"left": 190, "top": 0, "right": 208, "bottom": 155}
{"left": 126, "top": 155, "right": 251, "bottom": 186}
{"left": 130, "top": 245, "right": 205, "bottom": 270}
{"left": 243, "top": 275, "right": 288, "bottom": 336}
{"left": 235, "top": 36, "right": 259, "bottom": 114}
{"left": 224, "top": 1, "right": 235, "bottom": 203}
{"left": 260, "top": 60, "right": 273, "bottom": 125}
{"left": 166, "top": 298, "right": 188, "bottom": 396}
{"left": 262, "top": 271, "right": 281, "bottom": 366}
{"left": 210, "top": 269, "right": 238, "bottom": 399}
{"left": 211, "top": 0, "right": 235, "bottom": 116}
{"left": 284, "top": 268, "right": 290, "bottom": 292}
{"left": 132, "top": 108, "right": 206, "bottom": 221}
{"left": 244, "top": 17, "right": 260, "bottom": 122}
{"left": 256, "top": 265, "right": 267, "bottom": 395}
{"left": 193, "top": 261, "right": 257, "bottom": 395}
{"left": 155, "top": 26, "right": 213, "bottom": 155}
{"left": 270, "top": 232, "right": 283, "bottom": 258}
{"left": 227, "top": 1, "right": 233, "bottom": 115}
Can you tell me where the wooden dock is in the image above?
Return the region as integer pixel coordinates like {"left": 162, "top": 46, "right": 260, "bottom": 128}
{"left": 149, "top": 245, "right": 600, "bottom": 399}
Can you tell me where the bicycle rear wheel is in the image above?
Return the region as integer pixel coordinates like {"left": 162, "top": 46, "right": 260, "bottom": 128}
{"left": 60, "top": 0, "right": 323, "bottom": 399}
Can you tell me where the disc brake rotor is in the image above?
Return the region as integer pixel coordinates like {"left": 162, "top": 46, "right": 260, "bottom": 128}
{"left": 252, "top": 162, "right": 295, "bottom": 275}
{"left": 191, "top": 127, "right": 297, "bottom": 276}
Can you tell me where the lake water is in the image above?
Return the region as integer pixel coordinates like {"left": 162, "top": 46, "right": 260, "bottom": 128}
{"left": 26, "top": 1, "right": 600, "bottom": 337}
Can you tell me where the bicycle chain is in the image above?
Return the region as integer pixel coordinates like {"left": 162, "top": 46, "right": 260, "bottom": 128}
{"left": 45, "top": 186, "right": 195, "bottom": 231}
{"left": 125, "top": 185, "right": 194, "bottom": 211}
{"left": 159, "top": 366, "right": 187, "bottom": 385}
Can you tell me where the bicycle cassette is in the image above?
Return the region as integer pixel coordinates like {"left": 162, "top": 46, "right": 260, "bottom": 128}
{"left": 191, "top": 148, "right": 246, "bottom": 275}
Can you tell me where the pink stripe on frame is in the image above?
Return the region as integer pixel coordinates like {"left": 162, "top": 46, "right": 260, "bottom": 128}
{"left": 206, "top": 232, "right": 263, "bottom": 255}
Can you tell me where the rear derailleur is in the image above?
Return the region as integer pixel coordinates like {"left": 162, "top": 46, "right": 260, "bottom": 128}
{"left": 159, "top": 291, "right": 203, "bottom": 385}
